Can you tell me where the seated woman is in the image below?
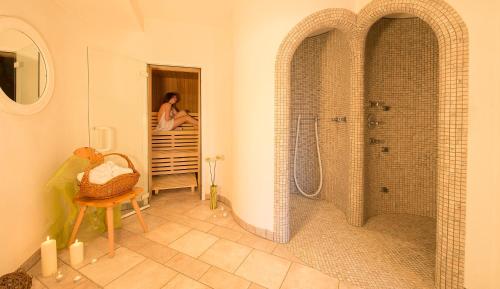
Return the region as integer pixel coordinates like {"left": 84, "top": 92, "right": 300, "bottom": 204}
{"left": 156, "top": 92, "right": 199, "bottom": 131}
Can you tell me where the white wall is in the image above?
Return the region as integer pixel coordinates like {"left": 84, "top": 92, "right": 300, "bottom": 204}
{"left": 231, "top": 0, "right": 500, "bottom": 287}
{"left": 0, "top": 0, "right": 234, "bottom": 274}
{"left": 445, "top": 1, "right": 500, "bottom": 288}
{"left": 0, "top": 0, "right": 90, "bottom": 274}
{"left": 82, "top": 0, "right": 235, "bottom": 201}
{"left": 231, "top": 0, "right": 354, "bottom": 230}
{"left": 1, "top": 1, "right": 499, "bottom": 288}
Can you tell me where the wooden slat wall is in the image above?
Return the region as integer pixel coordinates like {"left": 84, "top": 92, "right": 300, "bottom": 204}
{"left": 151, "top": 113, "right": 199, "bottom": 176}
{"left": 151, "top": 70, "right": 199, "bottom": 113}
{"left": 148, "top": 65, "right": 201, "bottom": 192}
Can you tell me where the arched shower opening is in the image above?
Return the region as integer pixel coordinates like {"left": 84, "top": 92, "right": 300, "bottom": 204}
{"left": 274, "top": 1, "right": 468, "bottom": 288}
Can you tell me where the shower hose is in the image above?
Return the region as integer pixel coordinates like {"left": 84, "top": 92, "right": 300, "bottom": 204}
{"left": 293, "top": 114, "right": 323, "bottom": 198}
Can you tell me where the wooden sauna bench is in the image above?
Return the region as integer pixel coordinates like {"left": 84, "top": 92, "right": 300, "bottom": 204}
{"left": 150, "top": 112, "right": 199, "bottom": 194}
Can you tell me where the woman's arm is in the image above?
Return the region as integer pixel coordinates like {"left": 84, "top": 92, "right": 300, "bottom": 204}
{"left": 163, "top": 103, "right": 173, "bottom": 121}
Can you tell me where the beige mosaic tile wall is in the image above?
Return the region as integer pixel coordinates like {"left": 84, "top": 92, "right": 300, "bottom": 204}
{"left": 289, "top": 30, "right": 351, "bottom": 215}
{"left": 364, "top": 17, "right": 439, "bottom": 218}
{"left": 321, "top": 30, "right": 351, "bottom": 212}
{"left": 275, "top": 1, "right": 468, "bottom": 288}
{"left": 357, "top": 2, "right": 468, "bottom": 288}
{"left": 289, "top": 34, "right": 324, "bottom": 195}
{"left": 275, "top": 9, "right": 358, "bottom": 244}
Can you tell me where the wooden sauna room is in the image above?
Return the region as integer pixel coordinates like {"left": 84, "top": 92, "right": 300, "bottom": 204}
{"left": 148, "top": 65, "right": 201, "bottom": 196}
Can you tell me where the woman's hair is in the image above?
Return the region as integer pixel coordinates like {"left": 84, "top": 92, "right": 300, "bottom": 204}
{"left": 163, "top": 92, "right": 180, "bottom": 104}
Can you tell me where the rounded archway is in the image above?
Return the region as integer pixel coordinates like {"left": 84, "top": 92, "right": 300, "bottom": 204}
{"left": 274, "top": 8, "right": 358, "bottom": 243}
{"left": 274, "top": 1, "right": 468, "bottom": 288}
{"left": 357, "top": 1, "right": 468, "bottom": 288}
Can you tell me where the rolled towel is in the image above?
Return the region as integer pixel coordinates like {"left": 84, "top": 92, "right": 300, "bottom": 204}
{"left": 77, "top": 161, "right": 133, "bottom": 184}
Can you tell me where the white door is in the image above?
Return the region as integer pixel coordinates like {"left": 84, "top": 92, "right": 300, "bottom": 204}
{"left": 87, "top": 47, "right": 149, "bottom": 206}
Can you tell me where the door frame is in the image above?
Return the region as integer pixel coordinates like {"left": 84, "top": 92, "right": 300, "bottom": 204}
{"left": 147, "top": 64, "right": 202, "bottom": 199}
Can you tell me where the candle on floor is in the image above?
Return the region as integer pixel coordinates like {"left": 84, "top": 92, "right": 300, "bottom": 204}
{"left": 69, "top": 239, "right": 84, "bottom": 267}
{"left": 41, "top": 236, "right": 57, "bottom": 277}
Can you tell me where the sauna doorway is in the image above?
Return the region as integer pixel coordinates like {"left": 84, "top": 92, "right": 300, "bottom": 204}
{"left": 148, "top": 65, "right": 201, "bottom": 198}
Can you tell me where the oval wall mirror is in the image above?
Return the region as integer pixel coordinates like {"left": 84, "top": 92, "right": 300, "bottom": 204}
{"left": 0, "top": 17, "right": 54, "bottom": 115}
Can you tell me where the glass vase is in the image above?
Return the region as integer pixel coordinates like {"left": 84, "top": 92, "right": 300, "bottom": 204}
{"left": 210, "top": 185, "right": 218, "bottom": 210}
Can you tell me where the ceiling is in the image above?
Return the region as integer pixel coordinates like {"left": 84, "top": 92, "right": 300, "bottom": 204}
{"left": 52, "top": 0, "right": 235, "bottom": 32}
{"left": 52, "top": 0, "right": 144, "bottom": 31}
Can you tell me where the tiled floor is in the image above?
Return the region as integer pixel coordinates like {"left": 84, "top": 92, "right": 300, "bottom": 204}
{"left": 29, "top": 189, "right": 353, "bottom": 289}
{"left": 286, "top": 194, "right": 436, "bottom": 289}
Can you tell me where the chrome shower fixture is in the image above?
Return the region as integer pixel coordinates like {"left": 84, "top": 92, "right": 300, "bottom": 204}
{"left": 332, "top": 116, "right": 347, "bottom": 123}
{"left": 367, "top": 114, "right": 383, "bottom": 128}
{"left": 369, "top": 138, "right": 384, "bottom": 145}
{"left": 368, "top": 100, "right": 390, "bottom": 111}
{"left": 367, "top": 100, "right": 385, "bottom": 108}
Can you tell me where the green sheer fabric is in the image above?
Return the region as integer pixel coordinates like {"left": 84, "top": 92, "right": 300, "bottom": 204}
{"left": 45, "top": 155, "right": 121, "bottom": 249}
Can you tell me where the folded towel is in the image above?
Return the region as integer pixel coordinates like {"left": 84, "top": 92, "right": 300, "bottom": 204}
{"left": 77, "top": 161, "right": 133, "bottom": 185}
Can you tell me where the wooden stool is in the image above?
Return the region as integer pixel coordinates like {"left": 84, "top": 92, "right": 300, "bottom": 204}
{"left": 68, "top": 187, "right": 148, "bottom": 257}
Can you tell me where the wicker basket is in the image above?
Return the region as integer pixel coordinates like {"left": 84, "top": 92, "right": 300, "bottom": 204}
{"left": 0, "top": 269, "right": 31, "bottom": 289}
{"left": 78, "top": 153, "right": 140, "bottom": 199}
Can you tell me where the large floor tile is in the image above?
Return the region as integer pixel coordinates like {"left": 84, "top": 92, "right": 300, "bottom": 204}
{"left": 208, "top": 225, "right": 243, "bottom": 242}
{"left": 164, "top": 253, "right": 210, "bottom": 280}
{"left": 29, "top": 261, "right": 93, "bottom": 289}
{"left": 168, "top": 230, "right": 218, "bottom": 257}
{"left": 134, "top": 240, "right": 178, "bottom": 264}
{"left": 199, "top": 239, "right": 252, "bottom": 272}
{"left": 206, "top": 212, "right": 237, "bottom": 228}
{"left": 73, "top": 280, "right": 102, "bottom": 289}
{"left": 31, "top": 278, "right": 47, "bottom": 289}
{"left": 104, "top": 259, "right": 176, "bottom": 289}
{"left": 161, "top": 213, "right": 215, "bottom": 232}
{"left": 59, "top": 236, "right": 110, "bottom": 269}
{"left": 280, "top": 263, "right": 339, "bottom": 289}
{"left": 237, "top": 234, "right": 277, "bottom": 253}
{"left": 79, "top": 247, "right": 145, "bottom": 286}
{"left": 248, "top": 283, "right": 266, "bottom": 289}
{"left": 235, "top": 250, "right": 290, "bottom": 289}
{"left": 185, "top": 204, "right": 216, "bottom": 220}
{"left": 143, "top": 222, "right": 191, "bottom": 246}
{"left": 145, "top": 201, "right": 200, "bottom": 218}
{"left": 199, "top": 266, "right": 251, "bottom": 289}
{"left": 115, "top": 232, "right": 177, "bottom": 263}
{"left": 162, "top": 200, "right": 200, "bottom": 214}
{"left": 114, "top": 231, "right": 150, "bottom": 250}
{"left": 161, "top": 274, "right": 210, "bottom": 289}
{"left": 24, "top": 189, "right": 371, "bottom": 289}
{"left": 122, "top": 213, "right": 166, "bottom": 234}
{"left": 272, "top": 245, "right": 304, "bottom": 264}
{"left": 144, "top": 205, "right": 171, "bottom": 218}
{"left": 110, "top": 229, "right": 135, "bottom": 244}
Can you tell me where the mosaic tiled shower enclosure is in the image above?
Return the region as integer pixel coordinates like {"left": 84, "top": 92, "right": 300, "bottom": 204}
{"left": 275, "top": 1, "right": 468, "bottom": 288}
{"left": 364, "top": 17, "right": 439, "bottom": 219}
{"left": 290, "top": 29, "right": 351, "bottom": 216}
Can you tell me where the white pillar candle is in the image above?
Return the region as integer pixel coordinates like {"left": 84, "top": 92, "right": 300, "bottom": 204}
{"left": 41, "top": 236, "right": 57, "bottom": 277}
{"left": 69, "top": 239, "right": 84, "bottom": 267}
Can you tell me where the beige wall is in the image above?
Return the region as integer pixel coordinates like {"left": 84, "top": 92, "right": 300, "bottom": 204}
{"left": 433, "top": 1, "right": 500, "bottom": 288}
{"left": 233, "top": 0, "right": 500, "bottom": 288}
{"left": 0, "top": 0, "right": 234, "bottom": 275}
{"left": 231, "top": 0, "right": 354, "bottom": 231}
{"left": 1, "top": 1, "right": 499, "bottom": 288}
{"left": 0, "top": 0, "right": 90, "bottom": 274}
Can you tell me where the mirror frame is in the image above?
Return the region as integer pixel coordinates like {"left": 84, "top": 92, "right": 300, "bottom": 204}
{"left": 0, "top": 16, "right": 54, "bottom": 115}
